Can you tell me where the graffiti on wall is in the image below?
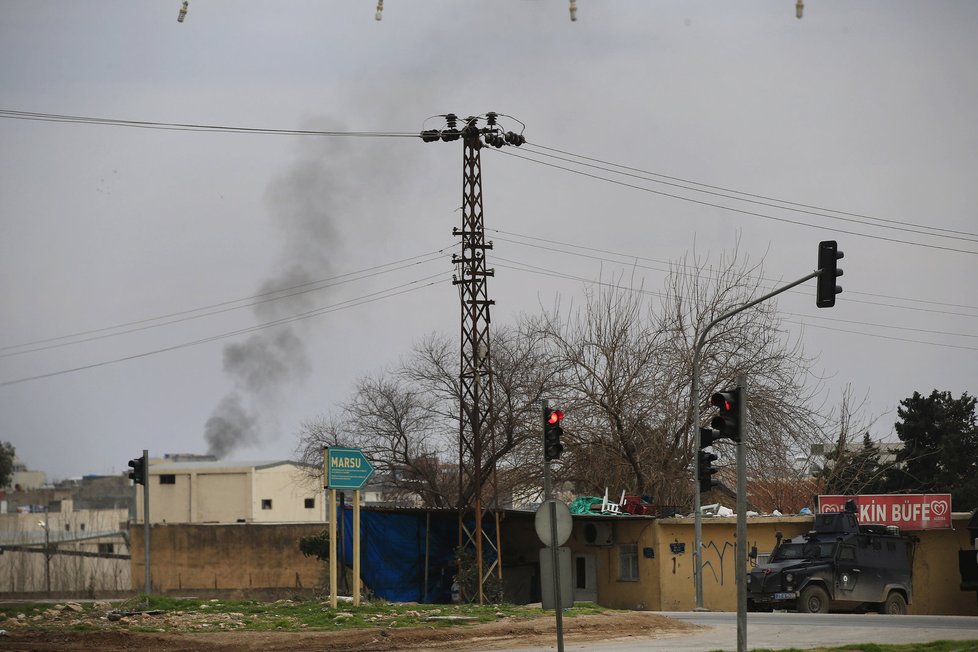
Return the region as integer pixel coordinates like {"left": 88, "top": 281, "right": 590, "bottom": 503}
{"left": 701, "top": 539, "right": 735, "bottom": 585}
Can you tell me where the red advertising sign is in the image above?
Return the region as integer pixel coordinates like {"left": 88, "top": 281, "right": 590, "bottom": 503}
{"left": 817, "top": 494, "right": 952, "bottom": 530}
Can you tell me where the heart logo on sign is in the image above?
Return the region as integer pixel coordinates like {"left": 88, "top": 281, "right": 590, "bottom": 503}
{"left": 821, "top": 504, "right": 840, "bottom": 513}
{"left": 930, "top": 499, "right": 948, "bottom": 516}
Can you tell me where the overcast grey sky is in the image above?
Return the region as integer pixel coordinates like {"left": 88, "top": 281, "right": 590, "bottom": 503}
{"left": 1, "top": 1, "right": 975, "bottom": 482}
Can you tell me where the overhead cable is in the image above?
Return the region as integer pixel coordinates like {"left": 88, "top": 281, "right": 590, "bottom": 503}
{"left": 0, "top": 273, "right": 449, "bottom": 387}
{"left": 492, "top": 149, "right": 978, "bottom": 256}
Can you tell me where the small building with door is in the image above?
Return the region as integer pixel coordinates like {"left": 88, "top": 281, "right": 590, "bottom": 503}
{"left": 560, "top": 512, "right": 978, "bottom": 616}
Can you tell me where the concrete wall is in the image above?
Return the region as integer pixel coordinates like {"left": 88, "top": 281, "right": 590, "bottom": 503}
{"left": 129, "top": 523, "right": 326, "bottom": 594}
{"left": 566, "top": 513, "right": 978, "bottom": 616}
{"left": 252, "top": 466, "right": 324, "bottom": 523}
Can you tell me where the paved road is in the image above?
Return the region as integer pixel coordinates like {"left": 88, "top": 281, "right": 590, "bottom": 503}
{"left": 501, "top": 612, "right": 978, "bottom": 652}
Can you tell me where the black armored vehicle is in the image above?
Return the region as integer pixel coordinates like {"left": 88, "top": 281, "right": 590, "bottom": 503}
{"left": 747, "top": 505, "right": 914, "bottom": 614}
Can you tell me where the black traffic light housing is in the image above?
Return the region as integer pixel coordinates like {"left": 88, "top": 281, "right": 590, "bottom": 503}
{"left": 816, "top": 240, "right": 844, "bottom": 308}
{"left": 710, "top": 389, "right": 742, "bottom": 443}
{"left": 697, "top": 448, "right": 719, "bottom": 493}
{"left": 543, "top": 408, "right": 564, "bottom": 461}
{"left": 128, "top": 456, "right": 146, "bottom": 486}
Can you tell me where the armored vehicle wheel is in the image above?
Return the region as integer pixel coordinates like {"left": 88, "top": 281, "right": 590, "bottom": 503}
{"left": 883, "top": 591, "right": 907, "bottom": 615}
{"left": 798, "top": 585, "right": 830, "bottom": 614}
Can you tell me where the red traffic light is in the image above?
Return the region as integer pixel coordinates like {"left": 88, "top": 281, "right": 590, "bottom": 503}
{"left": 709, "top": 389, "right": 742, "bottom": 443}
{"left": 711, "top": 393, "right": 733, "bottom": 413}
{"left": 547, "top": 409, "right": 564, "bottom": 424}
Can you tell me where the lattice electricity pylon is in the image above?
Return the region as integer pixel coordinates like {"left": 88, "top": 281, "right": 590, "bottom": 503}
{"left": 421, "top": 113, "right": 526, "bottom": 603}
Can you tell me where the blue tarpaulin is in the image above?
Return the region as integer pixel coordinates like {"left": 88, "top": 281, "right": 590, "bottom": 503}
{"left": 336, "top": 506, "right": 495, "bottom": 603}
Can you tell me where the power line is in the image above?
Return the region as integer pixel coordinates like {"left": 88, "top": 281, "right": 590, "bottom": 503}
{"left": 0, "top": 246, "right": 452, "bottom": 357}
{"left": 9, "top": 108, "right": 974, "bottom": 243}
{"left": 520, "top": 146, "right": 978, "bottom": 245}
{"left": 496, "top": 254, "right": 976, "bottom": 341}
{"left": 492, "top": 259, "right": 978, "bottom": 352}
{"left": 10, "top": 107, "right": 973, "bottom": 251}
{"left": 530, "top": 145, "right": 978, "bottom": 243}
{"left": 492, "top": 149, "right": 978, "bottom": 256}
{"left": 0, "top": 109, "right": 419, "bottom": 138}
{"left": 0, "top": 272, "right": 449, "bottom": 388}
{"left": 489, "top": 228, "right": 978, "bottom": 317}
{"left": 783, "top": 311, "right": 978, "bottom": 340}
{"left": 524, "top": 142, "right": 978, "bottom": 240}
{"left": 785, "top": 319, "right": 978, "bottom": 353}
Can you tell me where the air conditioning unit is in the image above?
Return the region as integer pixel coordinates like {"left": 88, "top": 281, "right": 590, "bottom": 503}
{"left": 583, "top": 522, "right": 613, "bottom": 546}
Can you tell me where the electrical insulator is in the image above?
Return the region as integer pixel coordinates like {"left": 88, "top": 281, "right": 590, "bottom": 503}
{"left": 569, "top": 0, "right": 578, "bottom": 21}
{"left": 504, "top": 131, "right": 526, "bottom": 147}
{"left": 375, "top": 0, "right": 384, "bottom": 21}
{"left": 796, "top": 0, "right": 804, "bottom": 19}
{"left": 177, "top": 1, "right": 188, "bottom": 23}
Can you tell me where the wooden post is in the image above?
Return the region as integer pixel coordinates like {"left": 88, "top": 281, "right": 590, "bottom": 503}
{"left": 353, "top": 489, "right": 361, "bottom": 607}
{"left": 329, "top": 488, "right": 337, "bottom": 609}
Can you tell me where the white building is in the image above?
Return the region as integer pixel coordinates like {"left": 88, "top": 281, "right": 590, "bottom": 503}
{"left": 0, "top": 498, "right": 130, "bottom": 593}
{"left": 2, "top": 457, "right": 46, "bottom": 493}
{"left": 136, "top": 459, "right": 325, "bottom": 524}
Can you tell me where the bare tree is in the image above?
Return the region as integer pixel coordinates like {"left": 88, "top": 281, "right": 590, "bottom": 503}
{"left": 298, "top": 245, "right": 841, "bottom": 514}
{"left": 295, "top": 326, "right": 559, "bottom": 508}
{"left": 530, "top": 277, "right": 671, "bottom": 500}
{"left": 295, "top": 368, "right": 456, "bottom": 507}
{"left": 814, "top": 385, "right": 889, "bottom": 497}
{"left": 534, "top": 246, "right": 827, "bottom": 509}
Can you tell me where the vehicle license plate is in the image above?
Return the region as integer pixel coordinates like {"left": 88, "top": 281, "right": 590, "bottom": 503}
{"left": 773, "top": 592, "right": 796, "bottom": 600}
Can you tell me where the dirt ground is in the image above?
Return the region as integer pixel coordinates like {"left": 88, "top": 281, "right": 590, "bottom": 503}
{"left": 0, "top": 611, "right": 699, "bottom": 651}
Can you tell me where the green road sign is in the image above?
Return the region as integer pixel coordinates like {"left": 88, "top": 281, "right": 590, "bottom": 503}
{"left": 325, "top": 447, "right": 375, "bottom": 490}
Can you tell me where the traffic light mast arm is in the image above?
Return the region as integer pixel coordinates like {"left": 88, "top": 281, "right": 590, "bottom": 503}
{"left": 690, "top": 266, "right": 818, "bottom": 610}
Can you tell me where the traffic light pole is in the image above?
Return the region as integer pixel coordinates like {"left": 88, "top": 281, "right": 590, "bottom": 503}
{"left": 735, "top": 377, "right": 747, "bottom": 652}
{"left": 692, "top": 269, "right": 818, "bottom": 609}
{"left": 142, "top": 449, "right": 150, "bottom": 595}
{"left": 541, "top": 400, "right": 565, "bottom": 652}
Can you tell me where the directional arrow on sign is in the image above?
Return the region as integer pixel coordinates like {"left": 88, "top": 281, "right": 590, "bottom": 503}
{"left": 325, "top": 447, "right": 375, "bottom": 490}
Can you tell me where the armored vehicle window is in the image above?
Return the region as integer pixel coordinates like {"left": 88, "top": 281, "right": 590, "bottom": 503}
{"left": 773, "top": 541, "right": 836, "bottom": 561}
{"left": 838, "top": 545, "right": 856, "bottom": 561}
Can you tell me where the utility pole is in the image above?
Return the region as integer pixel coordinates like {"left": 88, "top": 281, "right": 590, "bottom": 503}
{"left": 421, "top": 113, "right": 526, "bottom": 603}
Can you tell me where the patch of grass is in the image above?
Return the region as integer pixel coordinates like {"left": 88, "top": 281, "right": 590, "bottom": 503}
{"left": 0, "top": 603, "right": 46, "bottom": 619}
{"left": 0, "top": 596, "right": 616, "bottom": 634}
{"left": 68, "top": 623, "right": 99, "bottom": 632}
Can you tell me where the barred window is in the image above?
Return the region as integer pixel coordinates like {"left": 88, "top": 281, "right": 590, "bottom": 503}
{"left": 619, "top": 544, "right": 639, "bottom": 581}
